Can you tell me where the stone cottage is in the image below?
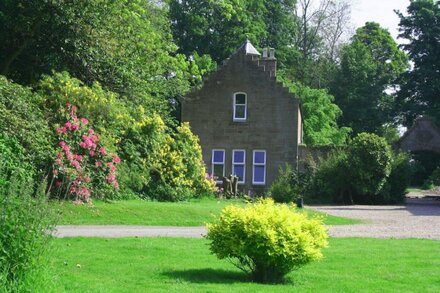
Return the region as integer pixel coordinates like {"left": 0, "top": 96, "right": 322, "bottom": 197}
{"left": 181, "top": 40, "right": 303, "bottom": 193}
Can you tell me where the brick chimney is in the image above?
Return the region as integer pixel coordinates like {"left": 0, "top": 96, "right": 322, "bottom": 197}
{"left": 260, "top": 48, "right": 277, "bottom": 77}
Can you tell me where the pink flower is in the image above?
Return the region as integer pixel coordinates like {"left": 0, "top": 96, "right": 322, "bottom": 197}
{"left": 70, "top": 124, "right": 79, "bottom": 131}
{"left": 59, "top": 141, "right": 66, "bottom": 147}
{"left": 80, "top": 142, "right": 86, "bottom": 148}
{"left": 75, "top": 154, "right": 83, "bottom": 161}
{"left": 89, "top": 150, "right": 95, "bottom": 157}
{"left": 71, "top": 160, "right": 81, "bottom": 170}
{"left": 64, "top": 122, "right": 72, "bottom": 129}
{"left": 52, "top": 169, "right": 58, "bottom": 175}
{"left": 95, "top": 161, "right": 102, "bottom": 167}
{"left": 112, "top": 155, "right": 121, "bottom": 164}
{"left": 99, "top": 147, "right": 107, "bottom": 156}
{"left": 55, "top": 180, "right": 62, "bottom": 188}
{"left": 80, "top": 118, "right": 89, "bottom": 125}
{"left": 56, "top": 127, "right": 67, "bottom": 134}
{"left": 55, "top": 158, "right": 62, "bottom": 165}
{"left": 66, "top": 102, "right": 71, "bottom": 108}
{"left": 106, "top": 174, "right": 116, "bottom": 183}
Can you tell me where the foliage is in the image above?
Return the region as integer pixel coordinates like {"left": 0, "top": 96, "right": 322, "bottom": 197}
{"left": 408, "top": 151, "right": 440, "bottom": 186}
{"left": 0, "top": 134, "right": 35, "bottom": 187}
{"left": 269, "top": 164, "right": 308, "bottom": 203}
{"left": 206, "top": 199, "right": 328, "bottom": 283}
{"left": 0, "top": 75, "right": 53, "bottom": 174}
{"left": 145, "top": 120, "right": 216, "bottom": 201}
{"left": 37, "top": 72, "right": 213, "bottom": 201}
{"left": 305, "top": 150, "right": 348, "bottom": 203}
{"left": 347, "top": 133, "right": 393, "bottom": 202}
{"left": 379, "top": 152, "right": 412, "bottom": 204}
{"left": 331, "top": 22, "right": 408, "bottom": 134}
{"left": 279, "top": 74, "right": 351, "bottom": 145}
{"left": 0, "top": 141, "right": 54, "bottom": 291}
{"left": 306, "top": 133, "right": 394, "bottom": 204}
{"left": 0, "top": 0, "right": 201, "bottom": 105}
{"left": 52, "top": 104, "right": 120, "bottom": 202}
{"left": 396, "top": 0, "right": 440, "bottom": 126}
{"left": 169, "top": 0, "right": 297, "bottom": 63}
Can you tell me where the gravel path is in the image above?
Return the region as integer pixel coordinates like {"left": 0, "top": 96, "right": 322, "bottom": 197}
{"left": 310, "top": 198, "right": 440, "bottom": 240}
{"left": 55, "top": 198, "right": 440, "bottom": 240}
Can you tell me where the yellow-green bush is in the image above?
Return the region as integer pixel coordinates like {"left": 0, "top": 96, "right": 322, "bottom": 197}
{"left": 206, "top": 199, "right": 328, "bottom": 283}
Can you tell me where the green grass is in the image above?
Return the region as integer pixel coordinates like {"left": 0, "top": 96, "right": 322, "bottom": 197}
{"left": 49, "top": 237, "right": 440, "bottom": 292}
{"left": 52, "top": 198, "right": 361, "bottom": 226}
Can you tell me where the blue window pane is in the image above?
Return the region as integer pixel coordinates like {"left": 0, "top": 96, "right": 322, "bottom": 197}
{"left": 254, "top": 151, "right": 265, "bottom": 164}
{"left": 254, "top": 166, "right": 265, "bottom": 183}
{"left": 213, "top": 150, "right": 224, "bottom": 163}
{"left": 233, "top": 165, "right": 244, "bottom": 182}
{"left": 233, "top": 151, "right": 245, "bottom": 163}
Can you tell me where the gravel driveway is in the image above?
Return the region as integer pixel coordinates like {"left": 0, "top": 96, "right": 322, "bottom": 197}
{"left": 55, "top": 198, "right": 440, "bottom": 240}
{"left": 310, "top": 197, "right": 440, "bottom": 240}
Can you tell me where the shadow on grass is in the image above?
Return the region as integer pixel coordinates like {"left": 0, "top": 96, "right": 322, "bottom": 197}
{"left": 162, "top": 268, "right": 248, "bottom": 284}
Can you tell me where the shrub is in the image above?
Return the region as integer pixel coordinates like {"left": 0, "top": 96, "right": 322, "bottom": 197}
{"left": 0, "top": 138, "right": 55, "bottom": 291}
{"left": 379, "top": 152, "right": 411, "bottom": 204}
{"left": 206, "top": 199, "right": 328, "bottom": 283}
{"left": 52, "top": 104, "right": 121, "bottom": 202}
{"left": 269, "top": 164, "right": 306, "bottom": 203}
{"left": 0, "top": 76, "right": 54, "bottom": 175}
{"left": 347, "top": 133, "right": 393, "bottom": 203}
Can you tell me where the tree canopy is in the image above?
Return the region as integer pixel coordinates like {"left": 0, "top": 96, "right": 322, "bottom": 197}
{"left": 396, "top": 0, "right": 440, "bottom": 126}
{"left": 331, "top": 22, "right": 408, "bottom": 134}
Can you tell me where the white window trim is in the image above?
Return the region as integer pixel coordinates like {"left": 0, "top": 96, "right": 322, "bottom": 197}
{"left": 233, "top": 92, "right": 247, "bottom": 122}
{"left": 212, "top": 149, "right": 225, "bottom": 183}
{"left": 232, "top": 149, "right": 246, "bottom": 184}
{"left": 252, "top": 150, "right": 266, "bottom": 185}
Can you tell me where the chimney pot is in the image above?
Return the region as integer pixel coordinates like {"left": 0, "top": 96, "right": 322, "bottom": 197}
{"left": 269, "top": 48, "right": 275, "bottom": 59}
{"left": 262, "top": 48, "right": 268, "bottom": 58}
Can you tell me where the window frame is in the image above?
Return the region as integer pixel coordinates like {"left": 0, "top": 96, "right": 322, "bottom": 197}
{"left": 212, "top": 149, "right": 225, "bottom": 183}
{"left": 233, "top": 92, "right": 247, "bottom": 122}
{"left": 252, "top": 150, "right": 266, "bottom": 185}
{"left": 232, "top": 149, "right": 246, "bottom": 184}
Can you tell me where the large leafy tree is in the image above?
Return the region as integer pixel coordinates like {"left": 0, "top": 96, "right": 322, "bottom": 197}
{"left": 396, "top": 0, "right": 440, "bottom": 126}
{"left": 0, "top": 0, "right": 201, "bottom": 107}
{"left": 279, "top": 73, "right": 350, "bottom": 145}
{"left": 331, "top": 22, "right": 408, "bottom": 134}
{"left": 169, "top": 0, "right": 297, "bottom": 63}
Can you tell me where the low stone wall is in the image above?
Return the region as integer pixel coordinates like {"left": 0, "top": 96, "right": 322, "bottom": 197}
{"left": 298, "top": 145, "right": 342, "bottom": 171}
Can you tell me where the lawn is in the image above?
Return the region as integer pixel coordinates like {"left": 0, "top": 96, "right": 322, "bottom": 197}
{"left": 49, "top": 237, "right": 440, "bottom": 292}
{"left": 52, "top": 198, "right": 362, "bottom": 226}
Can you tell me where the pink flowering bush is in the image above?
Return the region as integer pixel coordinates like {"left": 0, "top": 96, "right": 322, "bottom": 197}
{"left": 52, "top": 103, "right": 121, "bottom": 203}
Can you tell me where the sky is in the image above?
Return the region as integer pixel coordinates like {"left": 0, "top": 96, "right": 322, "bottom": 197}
{"left": 350, "top": 0, "right": 411, "bottom": 42}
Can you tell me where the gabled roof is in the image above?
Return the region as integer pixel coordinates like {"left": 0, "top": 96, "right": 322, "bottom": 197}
{"left": 239, "top": 39, "right": 261, "bottom": 56}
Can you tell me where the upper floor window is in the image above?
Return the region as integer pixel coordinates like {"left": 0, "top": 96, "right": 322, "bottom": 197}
{"left": 233, "top": 92, "right": 247, "bottom": 122}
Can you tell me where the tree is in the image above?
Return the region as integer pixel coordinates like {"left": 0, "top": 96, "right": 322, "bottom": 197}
{"left": 0, "top": 0, "right": 201, "bottom": 109}
{"left": 169, "top": 0, "right": 297, "bottom": 63}
{"left": 396, "top": 0, "right": 440, "bottom": 126}
{"left": 279, "top": 73, "right": 351, "bottom": 145}
{"left": 331, "top": 22, "right": 408, "bottom": 134}
{"left": 285, "top": 0, "right": 352, "bottom": 87}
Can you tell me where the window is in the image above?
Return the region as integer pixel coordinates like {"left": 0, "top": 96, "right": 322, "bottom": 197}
{"left": 233, "top": 92, "right": 247, "bottom": 121}
{"left": 212, "top": 149, "right": 225, "bottom": 182}
{"left": 252, "top": 150, "right": 266, "bottom": 185}
{"left": 232, "top": 150, "right": 246, "bottom": 183}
